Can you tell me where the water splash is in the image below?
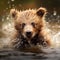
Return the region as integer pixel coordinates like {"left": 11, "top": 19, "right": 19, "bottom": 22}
{"left": 1, "top": 15, "right": 15, "bottom": 48}
{"left": 11, "top": 0, "right": 15, "bottom": 2}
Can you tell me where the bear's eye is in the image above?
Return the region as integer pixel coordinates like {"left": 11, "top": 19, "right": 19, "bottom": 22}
{"left": 22, "top": 23, "right": 25, "bottom": 28}
{"left": 31, "top": 22, "right": 35, "bottom": 27}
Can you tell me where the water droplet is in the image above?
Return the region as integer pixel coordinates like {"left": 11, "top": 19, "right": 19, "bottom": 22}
{"left": 6, "top": 17, "right": 9, "bottom": 20}
{"left": 8, "top": 1, "right": 10, "bottom": 4}
{"left": 53, "top": 11, "right": 57, "bottom": 16}
{"left": 11, "top": 0, "right": 14, "bottom": 2}
{"left": 2, "top": 18, "right": 4, "bottom": 22}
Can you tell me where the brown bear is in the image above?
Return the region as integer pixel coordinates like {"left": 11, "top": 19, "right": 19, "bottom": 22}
{"left": 10, "top": 7, "right": 53, "bottom": 49}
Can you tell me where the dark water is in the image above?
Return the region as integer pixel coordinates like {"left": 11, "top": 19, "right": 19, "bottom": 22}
{"left": 0, "top": 48, "right": 60, "bottom": 60}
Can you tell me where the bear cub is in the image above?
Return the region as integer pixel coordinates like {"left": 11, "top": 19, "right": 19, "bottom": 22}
{"left": 10, "top": 7, "right": 52, "bottom": 49}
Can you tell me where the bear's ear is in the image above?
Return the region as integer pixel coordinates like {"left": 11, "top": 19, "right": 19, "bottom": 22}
{"left": 10, "top": 9, "right": 19, "bottom": 18}
{"left": 36, "top": 7, "right": 47, "bottom": 17}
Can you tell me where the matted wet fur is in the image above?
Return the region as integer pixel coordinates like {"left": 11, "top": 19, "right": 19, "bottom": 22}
{"left": 10, "top": 7, "right": 52, "bottom": 49}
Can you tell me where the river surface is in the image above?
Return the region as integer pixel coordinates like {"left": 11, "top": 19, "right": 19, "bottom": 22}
{"left": 0, "top": 48, "right": 60, "bottom": 60}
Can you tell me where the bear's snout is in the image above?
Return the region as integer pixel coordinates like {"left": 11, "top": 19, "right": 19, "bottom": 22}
{"left": 26, "top": 31, "right": 32, "bottom": 38}
{"left": 23, "top": 25, "right": 34, "bottom": 38}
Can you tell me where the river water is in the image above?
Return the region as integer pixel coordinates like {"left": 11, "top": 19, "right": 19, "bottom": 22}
{"left": 0, "top": 48, "right": 60, "bottom": 60}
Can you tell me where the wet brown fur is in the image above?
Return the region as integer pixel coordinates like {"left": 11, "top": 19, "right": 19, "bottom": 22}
{"left": 10, "top": 7, "right": 52, "bottom": 49}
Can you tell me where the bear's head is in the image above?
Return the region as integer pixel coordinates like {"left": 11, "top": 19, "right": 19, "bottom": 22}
{"left": 10, "top": 7, "right": 47, "bottom": 40}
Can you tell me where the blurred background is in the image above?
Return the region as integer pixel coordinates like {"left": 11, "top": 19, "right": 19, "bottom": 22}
{"left": 0, "top": 0, "right": 60, "bottom": 38}
{"left": 0, "top": 0, "right": 60, "bottom": 15}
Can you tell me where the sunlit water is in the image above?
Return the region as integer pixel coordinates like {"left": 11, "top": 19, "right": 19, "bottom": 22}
{"left": 0, "top": 12, "right": 60, "bottom": 60}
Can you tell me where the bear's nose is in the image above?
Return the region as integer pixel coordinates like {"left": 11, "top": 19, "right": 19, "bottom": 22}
{"left": 26, "top": 32, "right": 32, "bottom": 38}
